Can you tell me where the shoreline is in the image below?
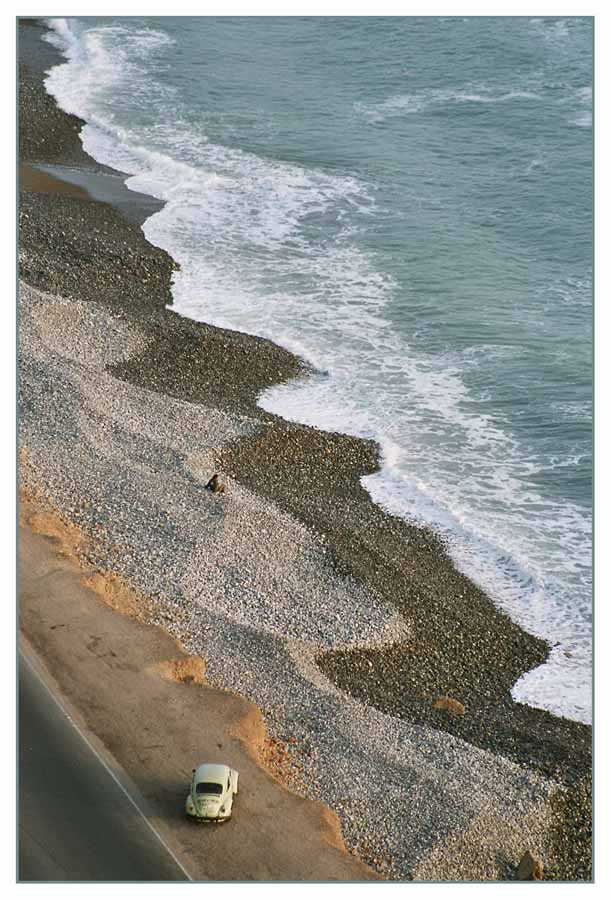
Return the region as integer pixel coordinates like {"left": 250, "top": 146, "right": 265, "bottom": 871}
{"left": 18, "top": 18, "right": 591, "bottom": 880}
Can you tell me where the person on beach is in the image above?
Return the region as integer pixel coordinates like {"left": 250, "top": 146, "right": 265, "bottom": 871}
{"left": 206, "top": 473, "right": 225, "bottom": 493}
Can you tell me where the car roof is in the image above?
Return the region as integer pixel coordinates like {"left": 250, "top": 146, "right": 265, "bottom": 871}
{"left": 194, "top": 763, "right": 230, "bottom": 783}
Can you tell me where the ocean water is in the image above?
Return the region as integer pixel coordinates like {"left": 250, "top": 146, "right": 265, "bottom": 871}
{"left": 41, "top": 16, "right": 592, "bottom": 724}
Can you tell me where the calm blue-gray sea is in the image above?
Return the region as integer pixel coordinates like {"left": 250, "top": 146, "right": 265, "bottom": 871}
{"left": 42, "top": 16, "right": 592, "bottom": 723}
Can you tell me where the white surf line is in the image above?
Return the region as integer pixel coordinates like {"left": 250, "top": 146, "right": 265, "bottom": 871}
{"left": 19, "top": 643, "right": 194, "bottom": 883}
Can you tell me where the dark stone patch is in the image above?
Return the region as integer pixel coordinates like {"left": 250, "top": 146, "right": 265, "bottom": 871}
{"left": 543, "top": 774, "right": 592, "bottom": 881}
{"left": 109, "top": 315, "right": 305, "bottom": 411}
{"left": 19, "top": 190, "right": 175, "bottom": 316}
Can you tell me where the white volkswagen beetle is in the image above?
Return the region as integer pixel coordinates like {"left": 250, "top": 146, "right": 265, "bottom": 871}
{"left": 186, "top": 763, "right": 239, "bottom": 822}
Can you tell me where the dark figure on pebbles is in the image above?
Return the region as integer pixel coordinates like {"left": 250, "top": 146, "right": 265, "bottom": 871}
{"left": 206, "top": 473, "right": 225, "bottom": 494}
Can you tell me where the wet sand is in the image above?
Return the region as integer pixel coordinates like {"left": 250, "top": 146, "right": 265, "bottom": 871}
{"left": 19, "top": 162, "right": 89, "bottom": 199}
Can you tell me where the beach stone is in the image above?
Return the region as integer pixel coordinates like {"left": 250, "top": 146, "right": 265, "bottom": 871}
{"left": 433, "top": 696, "right": 465, "bottom": 716}
{"left": 516, "top": 850, "right": 544, "bottom": 880}
{"left": 17, "top": 18, "right": 592, "bottom": 878}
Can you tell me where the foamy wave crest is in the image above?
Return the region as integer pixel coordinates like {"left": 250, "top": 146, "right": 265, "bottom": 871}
{"left": 531, "top": 17, "right": 574, "bottom": 47}
{"left": 356, "top": 87, "right": 542, "bottom": 122}
{"left": 43, "top": 18, "right": 175, "bottom": 123}
{"left": 570, "top": 112, "right": 592, "bottom": 128}
{"left": 564, "top": 85, "right": 592, "bottom": 128}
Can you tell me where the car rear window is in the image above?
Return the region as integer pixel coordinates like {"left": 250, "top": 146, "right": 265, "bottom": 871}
{"left": 196, "top": 781, "right": 223, "bottom": 795}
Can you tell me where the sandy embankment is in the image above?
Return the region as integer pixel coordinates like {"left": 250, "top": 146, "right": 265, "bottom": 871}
{"left": 20, "top": 491, "right": 371, "bottom": 882}
{"left": 18, "top": 17, "right": 591, "bottom": 881}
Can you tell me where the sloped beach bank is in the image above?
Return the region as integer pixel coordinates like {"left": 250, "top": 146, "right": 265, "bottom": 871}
{"left": 18, "top": 18, "right": 591, "bottom": 880}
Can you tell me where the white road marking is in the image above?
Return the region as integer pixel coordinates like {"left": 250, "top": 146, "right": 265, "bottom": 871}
{"left": 20, "top": 645, "right": 193, "bottom": 882}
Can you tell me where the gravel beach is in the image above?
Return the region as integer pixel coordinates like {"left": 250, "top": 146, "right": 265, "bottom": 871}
{"left": 18, "top": 18, "right": 592, "bottom": 881}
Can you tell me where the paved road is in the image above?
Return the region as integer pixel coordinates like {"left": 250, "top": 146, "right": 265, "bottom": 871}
{"left": 19, "top": 649, "right": 190, "bottom": 882}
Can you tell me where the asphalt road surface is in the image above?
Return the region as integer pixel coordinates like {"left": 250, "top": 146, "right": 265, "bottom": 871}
{"left": 19, "top": 648, "right": 190, "bottom": 882}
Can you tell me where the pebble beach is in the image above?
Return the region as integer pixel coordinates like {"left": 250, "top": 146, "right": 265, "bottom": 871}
{"left": 18, "top": 18, "right": 591, "bottom": 881}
